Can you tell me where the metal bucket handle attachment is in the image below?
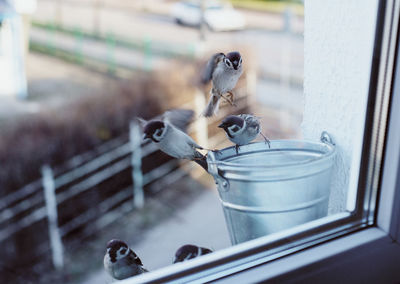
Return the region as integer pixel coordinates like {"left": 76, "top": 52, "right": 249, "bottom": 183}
{"left": 320, "top": 131, "right": 335, "bottom": 146}
{"left": 207, "top": 151, "right": 230, "bottom": 191}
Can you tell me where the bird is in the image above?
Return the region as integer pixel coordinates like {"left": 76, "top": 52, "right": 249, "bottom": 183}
{"left": 218, "top": 114, "right": 270, "bottom": 154}
{"left": 103, "top": 239, "right": 148, "bottom": 280}
{"left": 201, "top": 51, "right": 244, "bottom": 117}
{"left": 140, "top": 109, "right": 208, "bottom": 171}
{"left": 173, "top": 244, "right": 213, "bottom": 263}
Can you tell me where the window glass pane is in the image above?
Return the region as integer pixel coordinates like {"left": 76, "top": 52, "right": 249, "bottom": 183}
{"left": 0, "top": 0, "right": 389, "bottom": 283}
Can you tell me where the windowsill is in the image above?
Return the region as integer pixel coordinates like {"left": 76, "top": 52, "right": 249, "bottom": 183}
{"left": 118, "top": 219, "right": 400, "bottom": 284}
{"left": 117, "top": 212, "right": 362, "bottom": 283}
{"left": 218, "top": 227, "right": 400, "bottom": 283}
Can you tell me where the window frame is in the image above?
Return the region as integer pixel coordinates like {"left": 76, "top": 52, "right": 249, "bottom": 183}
{"left": 119, "top": 0, "right": 400, "bottom": 283}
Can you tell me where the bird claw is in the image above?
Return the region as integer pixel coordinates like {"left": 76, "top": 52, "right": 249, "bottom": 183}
{"left": 265, "top": 139, "right": 271, "bottom": 148}
{"left": 227, "top": 92, "right": 236, "bottom": 107}
{"left": 260, "top": 132, "right": 271, "bottom": 149}
{"left": 221, "top": 93, "right": 236, "bottom": 107}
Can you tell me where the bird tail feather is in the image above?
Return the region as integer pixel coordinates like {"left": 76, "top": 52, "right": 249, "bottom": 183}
{"left": 203, "top": 94, "right": 220, "bottom": 117}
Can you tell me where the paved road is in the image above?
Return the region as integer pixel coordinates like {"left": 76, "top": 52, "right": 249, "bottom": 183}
{"left": 32, "top": 0, "right": 304, "bottom": 81}
{"left": 34, "top": 0, "right": 304, "bottom": 34}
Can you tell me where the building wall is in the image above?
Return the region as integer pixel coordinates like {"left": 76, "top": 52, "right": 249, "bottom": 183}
{"left": 303, "top": 0, "right": 379, "bottom": 213}
{"left": 0, "top": 15, "right": 27, "bottom": 99}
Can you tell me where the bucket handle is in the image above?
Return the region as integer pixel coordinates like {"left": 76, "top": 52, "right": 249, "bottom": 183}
{"left": 207, "top": 151, "right": 230, "bottom": 191}
{"left": 320, "top": 131, "right": 335, "bottom": 146}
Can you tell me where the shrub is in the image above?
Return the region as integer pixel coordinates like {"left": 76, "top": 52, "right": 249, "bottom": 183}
{"left": 0, "top": 73, "right": 166, "bottom": 195}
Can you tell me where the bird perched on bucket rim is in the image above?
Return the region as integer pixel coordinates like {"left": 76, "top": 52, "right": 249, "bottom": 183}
{"left": 201, "top": 51, "right": 243, "bottom": 117}
{"left": 104, "top": 239, "right": 148, "bottom": 280}
{"left": 139, "top": 109, "right": 208, "bottom": 171}
{"left": 218, "top": 114, "right": 270, "bottom": 154}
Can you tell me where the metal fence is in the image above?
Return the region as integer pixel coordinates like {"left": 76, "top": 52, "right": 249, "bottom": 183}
{"left": 0, "top": 72, "right": 255, "bottom": 271}
{"left": 0, "top": 123, "right": 166, "bottom": 267}
{"left": 30, "top": 22, "right": 197, "bottom": 73}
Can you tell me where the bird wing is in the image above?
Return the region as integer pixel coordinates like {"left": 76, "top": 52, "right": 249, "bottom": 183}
{"left": 136, "top": 109, "right": 194, "bottom": 133}
{"left": 163, "top": 109, "right": 194, "bottom": 133}
{"left": 186, "top": 135, "right": 204, "bottom": 150}
{"left": 172, "top": 126, "right": 204, "bottom": 150}
{"left": 201, "top": 53, "right": 225, "bottom": 84}
{"left": 240, "top": 114, "right": 260, "bottom": 132}
{"left": 127, "top": 250, "right": 144, "bottom": 266}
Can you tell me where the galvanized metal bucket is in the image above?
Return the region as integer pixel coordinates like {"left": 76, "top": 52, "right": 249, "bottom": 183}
{"left": 207, "top": 132, "right": 336, "bottom": 245}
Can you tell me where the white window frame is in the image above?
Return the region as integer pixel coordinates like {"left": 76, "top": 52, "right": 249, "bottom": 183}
{"left": 119, "top": 1, "right": 400, "bottom": 283}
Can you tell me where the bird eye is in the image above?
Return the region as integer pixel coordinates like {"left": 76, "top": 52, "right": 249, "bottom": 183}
{"left": 224, "top": 59, "right": 232, "bottom": 67}
{"left": 120, "top": 248, "right": 127, "bottom": 254}
{"left": 232, "top": 126, "right": 240, "bottom": 132}
{"left": 155, "top": 129, "right": 162, "bottom": 136}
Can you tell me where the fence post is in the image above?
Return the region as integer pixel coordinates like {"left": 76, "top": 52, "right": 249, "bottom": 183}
{"left": 41, "top": 165, "right": 64, "bottom": 270}
{"left": 55, "top": 0, "right": 63, "bottom": 28}
{"left": 47, "top": 23, "right": 56, "bottom": 55}
{"left": 106, "top": 33, "right": 116, "bottom": 74}
{"left": 130, "top": 121, "right": 144, "bottom": 209}
{"left": 279, "top": 8, "right": 293, "bottom": 130}
{"left": 143, "top": 36, "right": 152, "bottom": 71}
{"left": 93, "top": 0, "right": 102, "bottom": 36}
{"left": 246, "top": 68, "right": 257, "bottom": 108}
{"left": 74, "top": 27, "right": 84, "bottom": 64}
{"left": 194, "top": 88, "right": 209, "bottom": 148}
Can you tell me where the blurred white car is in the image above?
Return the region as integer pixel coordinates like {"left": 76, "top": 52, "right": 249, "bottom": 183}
{"left": 171, "top": 0, "right": 246, "bottom": 31}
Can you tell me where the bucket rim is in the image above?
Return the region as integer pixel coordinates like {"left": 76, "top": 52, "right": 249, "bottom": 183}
{"left": 207, "top": 139, "right": 336, "bottom": 170}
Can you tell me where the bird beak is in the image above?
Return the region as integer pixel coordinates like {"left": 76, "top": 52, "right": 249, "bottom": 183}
{"left": 218, "top": 123, "right": 226, "bottom": 128}
{"left": 142, "top": 133, "right": 151, "bottom": 140}
{"left": 233, "top": 61, "right": 238, "bottom": 70}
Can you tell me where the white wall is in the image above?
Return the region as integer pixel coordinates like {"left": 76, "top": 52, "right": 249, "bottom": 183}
{"left": 303, "top": 1, "right": 379, "bottom": 214}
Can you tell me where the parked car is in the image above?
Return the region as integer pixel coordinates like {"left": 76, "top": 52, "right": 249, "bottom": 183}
{"left": 171, "top": 0, "right": 246, "bottom": 31}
